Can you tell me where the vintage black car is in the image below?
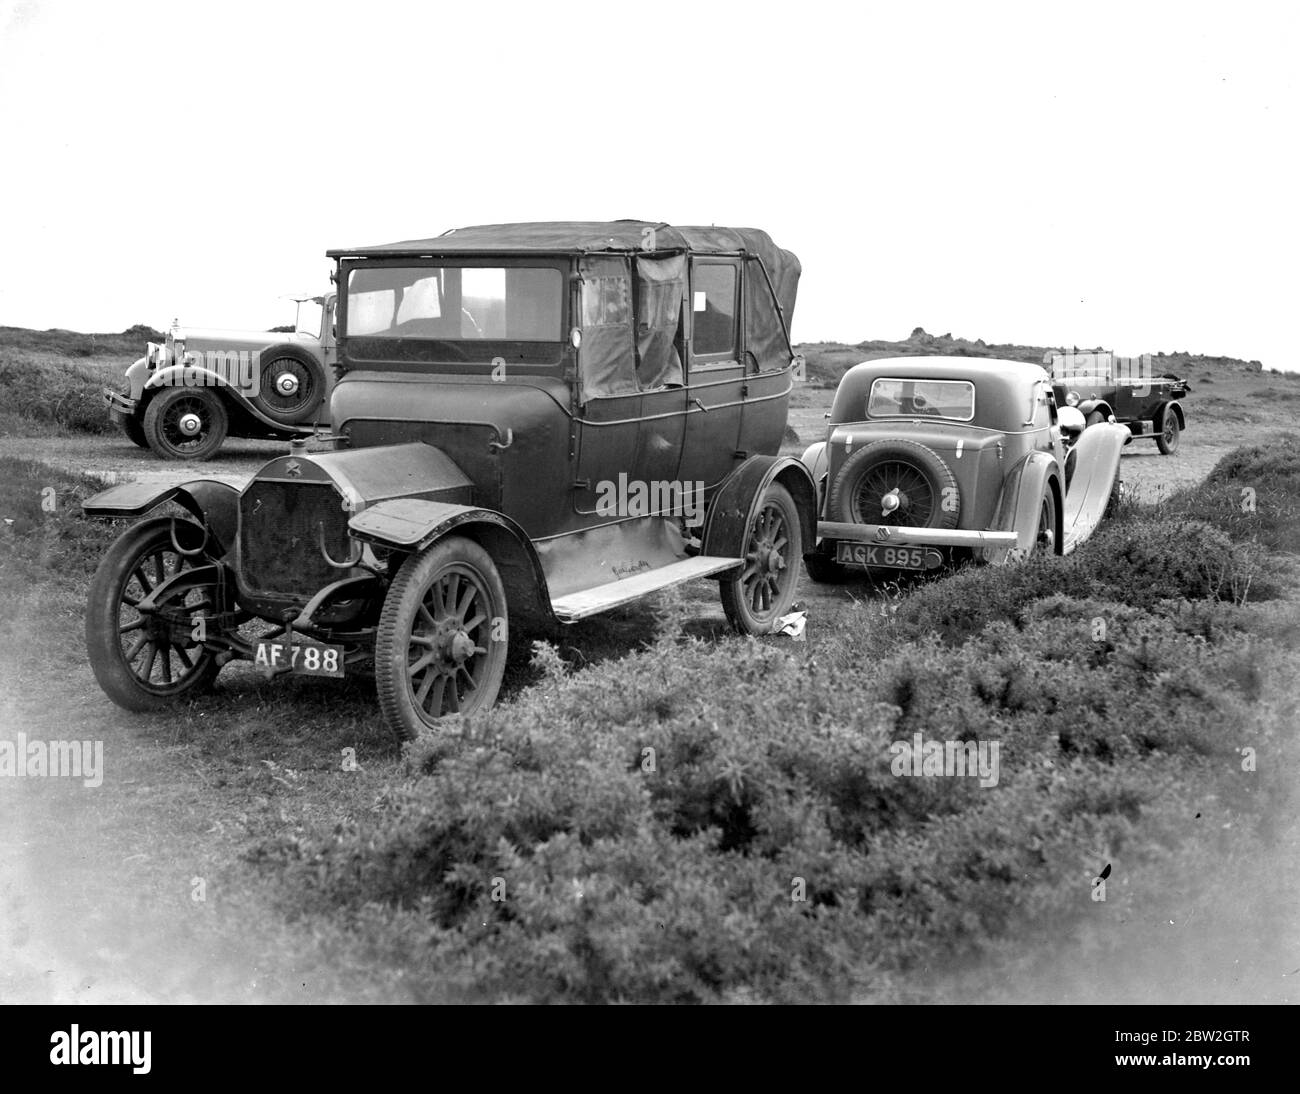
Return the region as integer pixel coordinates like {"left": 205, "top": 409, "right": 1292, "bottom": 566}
{"left": 800, "top": 357, "right": 1128, "bottom": 581}
{"left": 82, "top": 222, "right": 814, "bottom": 741}
{"left": 1046, "top": 351, "right": 1189, "bottom": 454}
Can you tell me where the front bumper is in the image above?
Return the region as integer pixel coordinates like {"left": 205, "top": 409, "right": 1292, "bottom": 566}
{"left": 104, "top": 387, "right": 138, "bottom": 426}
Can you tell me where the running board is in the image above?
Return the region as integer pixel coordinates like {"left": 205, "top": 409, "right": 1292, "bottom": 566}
{"left": 550, "top": 555, "right": 740, "bottom": 622}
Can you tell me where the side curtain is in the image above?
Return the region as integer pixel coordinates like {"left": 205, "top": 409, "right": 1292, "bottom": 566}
{"left": 577, "top": 255, "right": 636, "bottom": 399}
{"left": 635, "top": 254, "right": 686, "bottom": 389}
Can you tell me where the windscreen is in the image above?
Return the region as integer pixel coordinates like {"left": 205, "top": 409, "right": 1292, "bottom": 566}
{"left": 346, "top": 265, "right": 563, "bottom": 342}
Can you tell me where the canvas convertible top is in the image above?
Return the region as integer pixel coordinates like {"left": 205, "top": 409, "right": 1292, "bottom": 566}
{"left": 330, "top": 221, "right": 802, "bottom": 396}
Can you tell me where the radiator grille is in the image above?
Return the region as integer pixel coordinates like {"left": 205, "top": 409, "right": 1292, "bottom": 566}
{"left": 239, "top": 480, "right": 353, "bottom": 597}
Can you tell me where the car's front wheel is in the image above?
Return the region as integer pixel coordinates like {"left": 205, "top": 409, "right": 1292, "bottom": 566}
{"left": 374, "top": 536, "right": 508, "bottom": 742}
{"left": 1157, "top": 409, "right": 1181, "bottom": 455}
{"left": 85, "top": 517, "right": 224, "bottom": 710}
{"left": 720, "top": 482, "right": 802, "bottom": 632}
{"left": 142, "top": 387, "right": 229, "bottom": 461}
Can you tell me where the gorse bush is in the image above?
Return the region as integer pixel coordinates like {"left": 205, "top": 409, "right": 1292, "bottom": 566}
{"left": 0, "top": 352, "right": 119, "bottom": 434}
{"left": 1164, "top": 432, "right": 1300, "bottom": 551}
{"left": 259, "top": 537, "right": 1298, "bottom": 1000}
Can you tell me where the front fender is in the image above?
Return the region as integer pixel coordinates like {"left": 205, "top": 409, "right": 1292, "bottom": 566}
{"left": 701, "top": 455, "right": 817, "bottom": 559}
{"left": 144, "top": 364, "right": 306, "bottom": 434}
{"left": 1061, "top": 422, "right": 1127, "bottom": 553}
{"left": 81, "top": 480, "right": 240, "bottom": 556}
{"left": 347, "top": 499, "right": 551, "bottom": 624}
{"left": 1077, "top": 399, "right": 1114, "bottom": 421}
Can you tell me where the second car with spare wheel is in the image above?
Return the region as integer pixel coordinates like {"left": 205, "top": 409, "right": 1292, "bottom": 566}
{"left": 799, "top": 356, "right": 1129, "bottom": 582}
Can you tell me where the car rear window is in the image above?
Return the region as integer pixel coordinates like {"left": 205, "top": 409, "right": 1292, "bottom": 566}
{"left": 867, "top": 378, "right": 975, "bottom": 421}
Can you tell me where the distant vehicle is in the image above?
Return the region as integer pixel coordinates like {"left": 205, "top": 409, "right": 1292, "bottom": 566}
{"left": 82, "top": 222, "right": 814, "bottom": 742}
{"left": 105, "top": 294, "right": 337, "bottom": 460}
{"left": 1045, "top": 351, "right": 1189, "bottom": 455}
{"left": 800, "top": 356, "right": 1128, "bottom": 582}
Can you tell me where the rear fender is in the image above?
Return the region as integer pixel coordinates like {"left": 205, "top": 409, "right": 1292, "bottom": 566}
{"left": 799, "top": 441, "right": 829, "bottom": 516}
{"left": 1160, "top": 401, "right": 1186, "bottom": 430}
{"left": 988, "top": 451, "right": 1062, "bottom": 559}
{"left": 82, "top": 480, "right": 239, "bottom": 555}
{"left": 347, "top": 499, "right": 550, "bottom": 624}
{"left": 701, "top": 455, "right": 817, "bottom": 559}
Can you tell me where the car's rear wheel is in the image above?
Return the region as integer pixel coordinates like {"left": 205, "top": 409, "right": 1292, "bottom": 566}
{"left": 829, "top": 439, "right": 961, "bottom": 530}
{"left": 253, "top": 348, "right": 327, "bottom": 425}
{"left": 1034, "top": 487, "right": 1058, "bottom": 555}
{"left": 1157, "top": 409, "right": 1181, "bottom": 455}
{"left": 803, "top": 550, "right": 848, "bottom": 584}
{"left": 85, "top": 517, "right": 223, "bottom": 710}
{"left": 375, "top": 536, "right": 508, "bottom": 742}
{"left": 142, "top": 387, "right": 229, "bottom": 461}
{"left": 721, "top": 482, "right": 802, "bottom": 632}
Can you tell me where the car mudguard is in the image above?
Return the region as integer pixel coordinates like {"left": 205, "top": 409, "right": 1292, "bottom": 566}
{"left": 1060, "top": 422, "right": 1127, "bottom": 554}
{"left": 143, "top": 364, "right": 305, "bottom": 434}
{"left": 1077, "top": 398, "right": 1114, "bottom": 421}
{"left": 1158, "top": 400, "right": 1186, "bottom": 431}
{"left": 81, "top": 480, "right": 240, "bottom": 556}
{"left": 986, "top": 451, "right": 1062, "bottom": 560}
{"left": 347, "top": 498, "right": 551, "bottom": 623}
{"left": 701, "top": 455, "right": 817, "bottom": 560}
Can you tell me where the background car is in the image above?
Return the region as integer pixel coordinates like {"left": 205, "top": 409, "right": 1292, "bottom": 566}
{"left": 105, "top": 294, "right": 337, "bottom": 460}
{"left": 82, "top": 222, "right": 814, "bottom": 742}
{"left": 800, "top": 356, "right": 1128, "bottom": 582}
{"left": 1046, "top": 350, "right": 1190, "bottom": 455}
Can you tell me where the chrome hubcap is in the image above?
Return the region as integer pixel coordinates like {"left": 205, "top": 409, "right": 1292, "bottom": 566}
{"left": 178, "top": 412, "right": 204, "bottom": 437}
{"left": 275, "top": 372, "right": 300, "bottom": 397}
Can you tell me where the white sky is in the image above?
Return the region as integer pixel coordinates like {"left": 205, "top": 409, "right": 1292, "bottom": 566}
{"left": 0, "top": 0, "right": 1295, "bottom": 368}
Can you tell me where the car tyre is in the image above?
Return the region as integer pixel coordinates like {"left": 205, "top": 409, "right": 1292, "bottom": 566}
{"left": 1034, "top": 486, "right": 1058, "bottom": 555}
{"left": 142, "top": 386, "right": 229, "bottom": 461}
{"left": 1157, "top": 409, "right": 1181, "bottom": 455}
{"left": 720, "top": 482, "right": 802, "bottom": 632}
{"left": 85, "top": 517, "right": 222, "bottom": 710}
{"left": 375, "top": 535, "right": 508, "bottom": 742}
{"left": 252, "top": 346, "right": 328, "bottom": 425}
{"left": 122, "top": 414, "right": 150, "bottom": 448}
{"left": 829, "top": 439, "right": 961, "bottom": 529}
{"left": 803, "top": 550, "right": 848, "bottom": 584}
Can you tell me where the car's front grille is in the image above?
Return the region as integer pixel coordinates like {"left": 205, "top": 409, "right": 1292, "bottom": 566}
{"left": 239, "top": 480, "right": 353, "bottom": 598}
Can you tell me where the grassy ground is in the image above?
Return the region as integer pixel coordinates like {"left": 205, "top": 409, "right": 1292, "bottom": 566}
{"left": 1, "top": 433, "right": 1296, "bottom": 1002}
{"left": 1, "top": 320, "right": 1295, "bottom": 1002}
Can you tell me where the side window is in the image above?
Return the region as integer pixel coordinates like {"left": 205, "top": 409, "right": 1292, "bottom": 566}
{"left": 691, "top": 262, "right": 737, "bottom": 363}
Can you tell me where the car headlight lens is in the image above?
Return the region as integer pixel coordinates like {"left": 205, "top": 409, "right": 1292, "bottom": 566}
{"left": 1066, "top": 390, "right": 1080, "bottom": 407}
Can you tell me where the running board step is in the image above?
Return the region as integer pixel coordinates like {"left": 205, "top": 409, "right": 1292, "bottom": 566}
{"left": 550, "top": 555, "right": 740, "bottom": 622}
